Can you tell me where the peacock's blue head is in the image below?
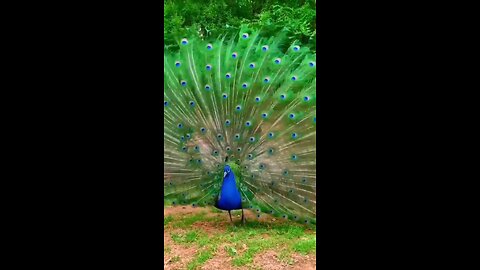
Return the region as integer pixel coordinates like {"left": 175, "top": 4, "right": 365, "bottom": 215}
{"left": 224, "top": 165, "right": 232, "bottom": 178}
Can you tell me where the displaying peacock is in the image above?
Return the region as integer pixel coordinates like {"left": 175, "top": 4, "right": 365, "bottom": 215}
{"left": 164, "top": 26, "right": 316, "bottom": 225}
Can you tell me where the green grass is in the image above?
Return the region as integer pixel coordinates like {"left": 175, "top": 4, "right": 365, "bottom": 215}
{"left": 165, "top": 207, "right": 316, "bottom": 269}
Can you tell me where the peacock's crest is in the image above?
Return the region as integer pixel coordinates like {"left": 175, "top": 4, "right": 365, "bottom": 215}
{"left": 164, "top": 26, "right": 316, "bottom": 224}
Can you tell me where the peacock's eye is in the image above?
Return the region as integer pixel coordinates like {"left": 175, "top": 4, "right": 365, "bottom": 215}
{"left": 225, "top": 120, "right": 231, "bottom": 125}
{"left": 292, "top": 155, "right": 298, "bottom": 160}
{"left": 200, "top": 127, "right": 206, "bottom": 133}
{"left": 242, "top": 83, "right": 248, "bottom": 88}
{"left": 248, "top": 154, "right": 253, "bottom": 158}
{"left": 236, "top": 105, "right": 241, "bottom": 111}
{"left": 186, "top": 133, "right": 191, "bottom": 139}
{"left": 181, "top": 38, "right": 188, "bottom": 45}
{"left": 175, "top": 61, "right": 181, "bottom": 67}
{"left": 180, "top": 80, "right": 187, "bottom": 86}
{"left": 225, "top": 73, "right": 231, "bottom": 79}
{"left": 289, "top": 113, "right": 295, "bottom": 119}
{"left": 262, "top": 45, "right": 269, "bottom": 51}
{"left": 217, "top": 134, "right": 223, "bottom": 139}
{"left": 205, "top": 84, "right": 211, "bottom": 90}
{"left": 261, "top": 113, "right": 267, "bottom": 118}
{"left": 249, "top": 137, "right": 255, "bottom": 142}
{"left": 194, "top": 146, "right": 199, "bottom": 150}
{"left": 280, "top": 94, "right": 286, "bottom": 100}
{"left": 255, "top": 97, "right": 260, "bottom": 102}
{"left": 314, "top": 117, "right": 316, "bottom": 123}
{"left": 182, "top": 147, "right": 187, "bottom": 151}
{"left": 180, "top": 136, "right": 185, "bottom": 141}
{"left": 232, "top": 52, "right": 238, "bottom": 58}
{"left": 164, "top": 101, "right": 168, "bottom": 106}
{"left": 226, "top": 147, "right": 231, "bottom": 151}
{"left": 249, "top": 63, "right": 255, "bottom": 68}
{"left": 206, "top": 64, "right": 212, "bottom": 70}
{"left": 206, "top": 43, "right": 213, "bottom": 50}
{"left": 177, "top": 123, "right": 183, "bottom": 128}
{"left": 309, "top": 61, "right": 316, "bottom": 67}
{"left": 234, "top": 134, "right": 240, "bottom": 139}
{"left": 268, "top": 132, "right": 274, "bottom": 138}
{"left": 293, "top": 45, "right": 300, "bottom": 51}
{"left": 274, "top": 58, "right": 281, "bottom": 64}
{"left": 222, "top": 93, "right": 228, "bottom": 99}
{"left": 291, "top": 76, "right": 297, "bottom": 81}
{"left": 237, "top": 148, "right": 242, "bottom": 152}
{"left": 263, "top": 77, "right": 270, "bottom": 83}
{"left": 245, "top": 121, "right": 251, "bottom": 126}
{"left": 242, "top": 33, "right": 249, "bottom": 39}
{"left": 189, "top": 101, "right": 195, "bottom": 107}
{"left": 304, "top": 96, "right": 310, "bottom": 101}
{"left": 292, "top": 133, "right": 298, "bottom": 139}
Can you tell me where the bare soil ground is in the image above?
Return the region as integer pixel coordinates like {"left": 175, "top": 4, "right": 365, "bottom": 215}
{"left": 164, "top": 206, "right": 316, "bottom": 270}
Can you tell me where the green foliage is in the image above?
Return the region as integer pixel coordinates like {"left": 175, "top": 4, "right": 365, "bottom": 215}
{"left": 164, "top": 0, "right": 316, "bottom": 51}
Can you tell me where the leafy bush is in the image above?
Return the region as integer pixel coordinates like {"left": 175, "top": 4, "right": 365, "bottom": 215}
{"left": 164, "top": 0, "right": 316, "bottom": 51}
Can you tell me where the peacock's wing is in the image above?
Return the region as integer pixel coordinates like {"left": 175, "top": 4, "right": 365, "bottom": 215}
{"left": 164, "top": 26, "right": 316, "bottom": 224}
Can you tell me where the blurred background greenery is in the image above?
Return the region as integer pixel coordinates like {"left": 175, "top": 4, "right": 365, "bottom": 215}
{"left": 164, "top": 0, "right": 316, "bottom": 52}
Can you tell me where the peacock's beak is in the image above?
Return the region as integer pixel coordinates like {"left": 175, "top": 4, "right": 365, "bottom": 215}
{"left": 224, "top": 171, "right": 227, "bottom": 178}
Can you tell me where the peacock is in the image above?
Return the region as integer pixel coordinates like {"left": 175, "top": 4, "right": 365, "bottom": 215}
{"left": 164, "top": 26, "right": 316, "bottom": 225}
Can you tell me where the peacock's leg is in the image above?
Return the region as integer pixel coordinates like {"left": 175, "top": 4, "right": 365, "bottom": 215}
{"left": 228, "top": 210, "right": 233, "bottom": 223}
{"left": 241, "top": 208, "right": 245, "bottom": 224}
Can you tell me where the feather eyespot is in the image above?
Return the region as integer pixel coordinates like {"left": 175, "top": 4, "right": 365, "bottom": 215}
{"left": 189, "top": 101, "right": 195, "bottom": 107}
{"left": 206, "top": 64, "right": 212, "bottom": 71}
{"left": 263, "top": 77, "right": 270, "bottom": 83}
{"left": 242, "top": 33, "right": 249, "bottom": 39}
{"left": 205, "top": 84, "right": 211, "bottom": 91}
{"left": 222, "top": 93, "right": 228, "bottom": 99}
{"left": 226, "top": 147, "right": 231, "bottom": 151}
{"left": 249, "top": 137, "right": 255, "bottom": 142}
{"left": 249, "top": 63, "right": 255, "bottom": 68}
{"left": 291, "top": 133, "right": 298, "bottom": 139}
{"left": 242, "top": 83, "right": 248, "bottom": 89}
{"left": 164, "top": 101, "right": 169, "bottom": 106}
{"left": 236, "top": 105, "right": 241, "bottom": 111}
{"left": 309, "top": 61, "right": 316, "bottom": 67}
{"left": 234, "top": 134, "right": 240, "bottom": 139}
{"left": 225, "top": 120, "right": 231, "bottom": 126}
{"left": 186, "top": 133, "right": 191, "bottom": 139}
{"left": 200, "top": 127, "right": 206, "bottom": 133}
{"left": 274, "top": 58, "right": 281, "bottom": 64}
{"left": 291, "top": 76, "right": 297, "bottom": 81}
{"left": 292, "top": 155, "right": 298, "bottom": 160}
{"left": 181, "top": 38, "right": 188, "bottom": 45}
{"left": 175, "top": 61, "right": 181, "bottom": 67}
{"left": 180, "top": 80, "right": 187, "bottom": 86}
{"left": 261, "top": 113, "right": 267, "bottom": 118}
{"left": 289, "top": 113, "right": 295, "bottom": 119}
{"left": 245, "top": 121, "right": 251, "bottom": 127}
{"left": 248, "top": 154, "right": 253, "bottom": 159}
{"left": 262, "top": 45, "right": 269, "bottom": 51}
{"left": 217, "top": 134, "right": 223, "bottom": 139}
{"left": 255, "top": 97, "right": 261, "bottom": 102}
{"left": 206, "top": 43, "right": 213, "bottom": 50}
{"left": 237, "top": 147, "right": 242, "bottom": 152}
{"left": 280, "top": 94, "right": 286, "bottom": 100}
{"left": 232, "top": 52, "right": 238, "bottom": 59}
{"left": 180, "top": 136, "right": 185, "bottom": 141}
{"left": 293, "top": 45, "right": 300, "bottom": 51}
{"left": 177, "top": 123, "right": 183, "bottom": 128}
{"left": 225, "top": 73, "right": 231, "bottom": 79}
{"left": 268, "top": 132, "right": 274, "bottom": 138}
{"left": 304, "top": 96, "right": 310, "bottom": 101}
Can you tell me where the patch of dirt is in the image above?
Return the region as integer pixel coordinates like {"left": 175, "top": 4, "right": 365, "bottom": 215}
{"left": 164, "top": 230, "right": 197, "bottom": 270}
{"left": 252, "top": 251, "right": 316, "bottom": 270}
{"left": 201, "top": 244, "right": 246, "bottom": 270}
{"left": 164, "top": 205, "right": 209, "bottom": 216}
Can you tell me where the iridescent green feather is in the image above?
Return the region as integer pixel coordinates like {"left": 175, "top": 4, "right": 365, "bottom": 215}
{"left": 164, "top": 26, "right": 316, "bottom": 224}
